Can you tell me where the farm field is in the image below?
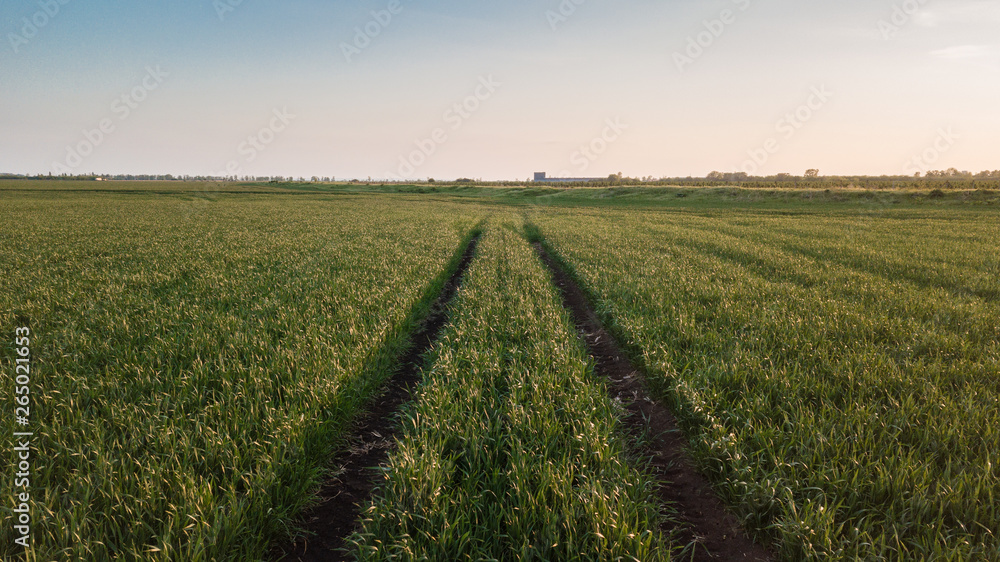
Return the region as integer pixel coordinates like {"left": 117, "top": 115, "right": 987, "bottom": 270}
{"left": 533, "top": 206, "right": 1000, "bottom": 560}
{"left": 1, "top": 182, "right": 998, "bottom": 561}
{"left": 0, "top": 190, "right": 483, "bottom": 560}
{"left": 350, "top": 219, "right": 675, "bottom": 561}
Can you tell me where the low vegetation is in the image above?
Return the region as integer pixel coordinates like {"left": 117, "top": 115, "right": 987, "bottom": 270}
{"left": 0, "top": 191, "right": 481, "bottom": 560}
{"left": 534, "top": 207, "right": 1000, "bottom": 560}
{"left": 3, "top": 182, "right": 998, "bottom": 561}
{"left": 350, "top": 219, "right": 675, "bottom": 561}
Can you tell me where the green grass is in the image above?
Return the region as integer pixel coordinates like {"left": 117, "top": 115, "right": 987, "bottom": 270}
{"left": 350, "top": 218, "right": 675, "bottom": 561}
{"left": 6, "top": 178, "right": 999, "bottom": 210}
{"left": 0, "top": 191, "right": 482, "bottom": 561}
{"left": 532, "top": 206, "right": 1000, "bottom": 560}
{"left": 4, "top": 182, "right": 999, "bottom": 561}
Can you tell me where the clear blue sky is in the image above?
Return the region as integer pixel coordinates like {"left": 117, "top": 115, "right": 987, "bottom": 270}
{"left": 2, "top": 0, "right": 998, "bottom": 180}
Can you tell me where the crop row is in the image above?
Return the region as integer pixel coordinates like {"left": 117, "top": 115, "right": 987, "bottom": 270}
{"left": 350, "top": 218, "right": 676, "bottom": 561}
{"left": 0, "top": 193, "right": 482, "bottom": 561}
{"left": 533, "top": 207, "right": 1000, "bottom": 561}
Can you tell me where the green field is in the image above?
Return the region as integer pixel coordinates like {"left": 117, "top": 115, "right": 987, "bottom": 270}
{"left": 351, "top": 219, "right": 673, "bottom": 561}
{"left": 0, "top": 190, "right": 483, "bottom": 560}
{"left": 532, "top": 207, "right": 1000, "bottom": 560}
{"left": 2, "top": 181, "right": 998, "bottom": 561}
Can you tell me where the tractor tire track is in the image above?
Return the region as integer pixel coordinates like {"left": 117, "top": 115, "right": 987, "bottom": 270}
{"left": 277, "top": 233, "right": 481, "bottom": 562}
{"left": 533, "top": 240, "right": 773, "bottom": 562}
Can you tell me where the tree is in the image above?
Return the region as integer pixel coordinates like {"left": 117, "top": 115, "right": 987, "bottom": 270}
{"left": 805, "top": 169, "right": 819, "bottom": 178}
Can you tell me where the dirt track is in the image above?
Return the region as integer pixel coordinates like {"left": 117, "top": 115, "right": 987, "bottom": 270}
{"left": 533, "top": 241, "right": 773, "bottom": 562}
{"left": 277, "top": 234, "right": 481, "bottom": 562}
{"left": 278, "top": 231, "right": 770, "bottom": 561}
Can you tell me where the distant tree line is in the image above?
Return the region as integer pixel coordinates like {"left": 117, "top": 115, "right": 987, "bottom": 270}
{"left": 922, "top": 168, "right": 1000, "bottom": 179}
{"left": 511, "top": 172, "right": 1000, "bottom": 190}
{"left": 4, "top": 171, "right": 999, "bottom": 191}
{"left": 0, "top": 173, "right": 333, "bottom": 183}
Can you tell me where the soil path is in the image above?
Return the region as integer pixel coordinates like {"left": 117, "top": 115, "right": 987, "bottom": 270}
{"left": 533, "top": 241, "right": 773, "bottom": 562}
{"left": 277, "top": 234, "right": 481, "bottom": 562}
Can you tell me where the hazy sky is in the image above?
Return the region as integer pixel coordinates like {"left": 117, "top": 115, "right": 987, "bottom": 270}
{"left": 2, "top": 0, "right": 998, "bottom": 180}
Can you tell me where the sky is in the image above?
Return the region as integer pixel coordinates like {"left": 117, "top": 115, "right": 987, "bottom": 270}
{"left": 1, "top": 0, "right": 998, "bottom": 180}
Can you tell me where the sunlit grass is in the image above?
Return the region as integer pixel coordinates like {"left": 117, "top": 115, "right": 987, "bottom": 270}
{"left": 350, "top": 218, "right": 676, "bottom": 561}
{"left": 0, "top": 192, "right": 481, "bottom": 561}
{"left": 534, "top": 206, "right": 1000, "bottom": 560}
{"left": 5, "top": 185, "right": 996, "bottom": 561}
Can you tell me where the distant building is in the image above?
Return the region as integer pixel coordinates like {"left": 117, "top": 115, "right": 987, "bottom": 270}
{"left": 532, "top": 172, "right": 604, "bottom": 184}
